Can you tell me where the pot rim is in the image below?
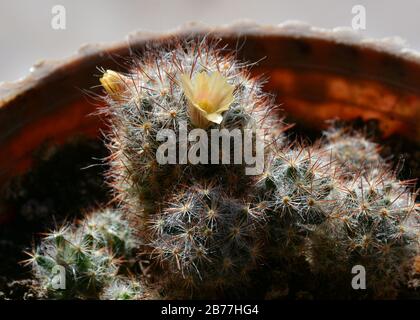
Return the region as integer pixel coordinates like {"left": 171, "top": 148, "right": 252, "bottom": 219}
{"left": 2, "top": 20, "right": 420, "bottom": 108}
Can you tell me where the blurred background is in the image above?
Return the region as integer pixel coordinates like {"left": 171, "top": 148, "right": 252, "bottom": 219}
{"left": 1, "top": 0, "right": 419, "bottom": 82}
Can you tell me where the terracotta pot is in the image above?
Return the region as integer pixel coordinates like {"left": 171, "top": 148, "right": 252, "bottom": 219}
{"left": 1, "top": 21, "right": 420, "bottom": 207}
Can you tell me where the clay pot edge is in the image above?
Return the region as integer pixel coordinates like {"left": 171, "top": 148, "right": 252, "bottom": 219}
{"left": 2, "top": 20, "right": 420, "bottom": 108}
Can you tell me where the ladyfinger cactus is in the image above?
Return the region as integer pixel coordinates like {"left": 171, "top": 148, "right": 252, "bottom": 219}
{"left": 98, "top": 40, "right": 418, "bottom": 298}
{"left": 26, "top": 39, "right": 419, "bottom": 300}
{"left": 323, "top": 127, "right": 383, "bottom": 176}
{"left": 307, "top": 147, "right": 419, "bottom": 298}
{"left": 25, "top": 208, "right": 139, "bottom": 299}
{"left": 100, "top": 40, "right": 283, "bottom": 297}
{"left": 148, "top": 181, "right": 267, "bottom": 297}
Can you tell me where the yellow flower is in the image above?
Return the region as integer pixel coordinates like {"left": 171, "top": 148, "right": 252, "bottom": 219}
{"left": 100, "top": 70, "right": 129, "bottom": 101}
{"left": 181, "top": 71, "right": 234, "bottom": 128}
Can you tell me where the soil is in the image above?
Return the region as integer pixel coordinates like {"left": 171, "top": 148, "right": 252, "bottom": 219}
{"left": 0, "top": 119, "right": 418, "bottom": 299}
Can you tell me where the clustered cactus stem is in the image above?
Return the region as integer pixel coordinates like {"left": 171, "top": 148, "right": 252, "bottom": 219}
{"left": 27, "top": 39, "right": 419, "bottom": 299}
{"left": 23, "top": 209, "right": 154, "bottom": 299}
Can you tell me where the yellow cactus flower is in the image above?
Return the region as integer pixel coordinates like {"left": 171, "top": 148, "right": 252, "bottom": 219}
{"left": 181, "top": 71, "right": 234, "bottom": 128}
{"left": 100, "top": 70, "right": 129, "bottom": 101}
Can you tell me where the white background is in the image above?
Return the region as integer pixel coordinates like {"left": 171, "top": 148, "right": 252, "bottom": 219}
{"left": 1, "top": 0, "right": 419, "bottom": 82}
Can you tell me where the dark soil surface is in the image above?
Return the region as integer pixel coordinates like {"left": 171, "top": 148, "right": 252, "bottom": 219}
{"left": 0, "top": 119, "right": 418, "bottom": 299}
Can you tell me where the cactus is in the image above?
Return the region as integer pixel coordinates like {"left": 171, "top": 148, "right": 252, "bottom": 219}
{"left": 100, "top": 277, "right": 156, "bottom": 300}
{"left": 99, "top": 40, "right": 284, "bottom": 297}
{"left": 258, "top": 144, "right": 343, "bottom": 259}
{"left": 24, "top": 208, "right": 143, "bottom": 299}
{"left": 27, "top": 40, "right": 419, "bottom": 299}
{"left": 323, "top": 126, "right": 383, "bottom": 176}
{"left": 98, "top": 40, "right": 418, "bottom": 298}
{"left": 306, "top": 159, "right": 419, "bottom": 298}
{"left": 148, "top": 181, "right": 268, "bottom": 297}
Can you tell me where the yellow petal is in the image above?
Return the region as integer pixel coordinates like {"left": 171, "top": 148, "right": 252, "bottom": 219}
{"left": 188, "top": 103, "right": 210, "bottom": 128}
{"left": 207, "top": 72, "right": 234, "bottom": 113}
{"left": 100, "top": 70, "right": 128, "bottom": 101}
{"left": 180, "top": 74, "right": 194, "bottom": 101}
{"left": 191, "top": 102, "right": 208, "bottom": 114}
{"left": 181, "top": 70, "right": 234, "bottom": 128}
{"left": 205, "top": 112, "right": 224, "bottom": 124}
